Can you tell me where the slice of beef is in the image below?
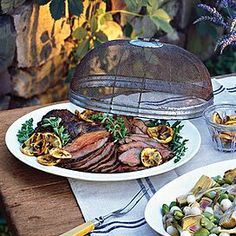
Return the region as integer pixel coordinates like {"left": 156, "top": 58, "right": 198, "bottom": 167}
{"left": 36, "top": 109, "right": 104, "bottom": 140}
{"left": 60, "top": 144, "right": 106, "bottom": 169}
{"left": 129, "top": 118, "right": 147, "bottom": 134}
{"left": 114, "top": 164, "right": 145, "bottom": 173}
{"left": 66, "top": 136, "right": 109, "bottom": 159}
{"left": 76, "top": 142, "right": 115, "bottom": 170}
{"left": 161, "top": 150, "right": 175, "bottom": 162}
{"left": 65, "top": 130, "right": 110, "bottom": 153}
{"left": 90, "top": 154, "right": 118, "bottom": 173}
{"left": 122, "top": 116, "right": 133, "bottom": 133}
{"left": 118, "top": 148, "right": 142, "bottom": 166}
{"left": 124, "top": 134, "right": 148, "bottom": 143}
{"left": 86, "top": 145, "right": 116, "bottom": 171}
{"left": 119, "top": 141, "right": 150, "bottom": 152}
{"left": 99, "top": 162, "right": 120, "bottom": 173}
{"left": 126, "top": 134, "right": 168, "bottom": 149}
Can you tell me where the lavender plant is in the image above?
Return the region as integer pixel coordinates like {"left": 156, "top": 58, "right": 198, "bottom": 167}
{"left": 194, "top": 0, "right": 236, "bottom": 53}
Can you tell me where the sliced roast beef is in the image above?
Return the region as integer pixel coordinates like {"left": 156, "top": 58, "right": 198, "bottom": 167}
{"left": 114, "top": 164, "right": 145, "bottom": 173}
{"left": 60, "top": 142, "right": 106, "bottom": 168}
{"left": 65, "top": 130, "right": 110, "bottom": 153}
{"left": 99, "top": 162, "right": 120, "bottom": 173}
{"left": 118, "top": 148, "right": 142, "bottom": 166}
{"left": 36, "top": 109, "right": 103, "bottom": 140}
{"left": 119, "top": 141, "right": 150, "bottom": 152}
{"left": 124, "top": 134, "right": 149, "bottom": 143}
{"left": 129, "top": 118, "right": 147, "bottom": 134}
{"left": 66, "top": 136, "right": 109, "bottom": 159}
{"left": 90, "top": 154, "right": 118, "bottom": 173}
{"left": 76, "top": 142, "right": 115, "bottom": 170}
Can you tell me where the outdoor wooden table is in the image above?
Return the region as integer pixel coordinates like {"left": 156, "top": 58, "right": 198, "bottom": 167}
{"left": 0, "top": 104, "right": 83, "bottom": 236}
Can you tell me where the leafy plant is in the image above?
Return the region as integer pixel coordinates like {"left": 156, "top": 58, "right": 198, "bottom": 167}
{"left": 42, "top": 117, "right": 70, "bottom": 146}
{"left": 194, "top": 1, "right": 236, "bottom": 53}
{"left": 204, "top": 46, "right": 236, "bottom": 76}
{"left": 125, "top": 0, "right": 173, "bottom": 36}
{"left": 89, "top": 113, "right": 128, "bottom": 141}
{"left": 17, "top": 118, "right": 34, "bottom": 143}
{"left": 37, "top": 0, "right": 174, "bottom": 77}
{"left": 170, "top": 121, "right": 188, "bottom": 163}
{"left": 71, "top": 0, "right": 173, "bottom": 62}
{"left": 37, "top": 0, "right": 84, "bottom": 20}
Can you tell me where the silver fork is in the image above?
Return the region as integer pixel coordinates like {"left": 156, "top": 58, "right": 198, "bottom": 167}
{"left": 60, "top": 187, "right": 148, "bottom": 236}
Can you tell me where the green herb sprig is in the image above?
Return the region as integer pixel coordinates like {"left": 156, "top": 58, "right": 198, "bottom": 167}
{"left": 42, "top": 117, "right": 70, "bottom": 146}
{"left": 170, "top": 121, "right": 188, "bottom": 163}
{"left": 17, "top": 118, "right": 34, "bottom": 143}
{"left": 89, "top": 113, "right": 128, "bottom": 141}
{"left": 146, "top": 120, "right": 188, "bottom": 163}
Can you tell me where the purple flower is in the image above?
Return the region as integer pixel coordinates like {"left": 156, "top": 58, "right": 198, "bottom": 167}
{"left": 194, "top": 1, "right": 236, "bottom": 53}
{"left": 216, "top": 32, "right": 236, "bottom": 53}
{"left": 216, "top": 0, "right": 229, "bottom": 8}
{"left": 194, "top": 16, "right": 227, "bottom": 28}
{"left": 194, "top": 4, "right": 227, "bottom": 28}
{"left": 217, "top": 0, "right": 236, "bottom": 10}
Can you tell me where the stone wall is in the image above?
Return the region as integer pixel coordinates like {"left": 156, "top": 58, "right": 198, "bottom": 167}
{"left": 0, "top": 0, "right": 71, "bottom": 110}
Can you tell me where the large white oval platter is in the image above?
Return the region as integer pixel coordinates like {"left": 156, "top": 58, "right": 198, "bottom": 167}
{"left": 5, "top": 102, "right": 201, "bottom": 181}
{"left": 145, "top": 159, "right": 236, "bottom": 235}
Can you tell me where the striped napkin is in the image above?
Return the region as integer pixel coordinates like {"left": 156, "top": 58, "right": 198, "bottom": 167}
{"left": 69, "top": 75, "right": 236, "bottom": 236}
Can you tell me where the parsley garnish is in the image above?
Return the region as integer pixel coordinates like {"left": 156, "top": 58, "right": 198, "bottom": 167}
{"left": 170, "top": 121, "right": 189, "bottom": 163}
{"left": 17, "top": 118, "right": 34, "bottom": 143}
{"left": 42, "top": 117, "right": 70, "bottom": 146}
{"left": 89, "top": 113, "right": 128, "bottom": 141}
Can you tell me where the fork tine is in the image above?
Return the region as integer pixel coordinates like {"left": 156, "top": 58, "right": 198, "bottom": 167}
{"left": 103, "top": 187, "right": 148, "bottom": 221}
{"left": 119, "top": 187, "right": 147, "bottom": 212}
{"left": 119, "top": 187, "right": 149, "bottom": 214}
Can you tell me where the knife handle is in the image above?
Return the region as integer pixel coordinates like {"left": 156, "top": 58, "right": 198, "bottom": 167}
{"left": 60, "top": 221, "right": 95, "bottom": 236}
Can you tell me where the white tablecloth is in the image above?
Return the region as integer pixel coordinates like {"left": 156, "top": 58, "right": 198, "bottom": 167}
{"left": 68, "top": 75, "right": 236, "bottom": 236}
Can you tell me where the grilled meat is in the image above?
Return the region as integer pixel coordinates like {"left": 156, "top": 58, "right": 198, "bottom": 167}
{"left": 36, "top": 109, "right": 103, "bottom": 140}
{"left": 67, "top": 137, "right": 109, "bottom": 160}
{"left": 60, "top": 143, "right": 107, "bottom": 169}
{"left": 65, "top": 130, "right": 110, "bottom": 153}
{"left": 86, "top": 143, "right": 116, "bottom": 171}
{"left": 118, "top": 148, "right": 142, "bottom": 166}
{"left": 66, "top": 142, "right": 115, "bottom": 170}
{"left": 129, "top": 118, "right": 147, "bottom": 134}
{"left": 90, "top": 155, "right": 118, "bottom": 173}
{"left": 119, "top": 141, "right": 150, "bottom": 152}
{"left": 115, "top": 165, "right": 145, "bottom": 173}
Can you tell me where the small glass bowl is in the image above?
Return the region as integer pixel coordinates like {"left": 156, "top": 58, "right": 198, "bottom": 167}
{"left": 204, "top": 104, "right": 236, "bottom": 152}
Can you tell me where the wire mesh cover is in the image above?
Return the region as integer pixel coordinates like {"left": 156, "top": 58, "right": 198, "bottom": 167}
{"left": 70, "top": 39, "right": 213, "bottom": 119}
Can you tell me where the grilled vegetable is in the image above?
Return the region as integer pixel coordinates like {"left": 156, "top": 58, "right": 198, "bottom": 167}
{"left": 21, "top": 132, "right": 62, "bottom": 156}
{"left": 140, "top": 148, "right": 162, "bottom": 167}
{"left": 212, "top": 112, "right": 222, "bottom": 124}
{"left": 147, "top": 125, "right": 174, "bottom": 144}
{"left": 75, "top": 110, "right": 96, "bottom": 123}
{"left": 49, "top": 148, "right": 72, "bottom": 159}
{"left": 37, "top": 154, "right": 61, "bottom": 166}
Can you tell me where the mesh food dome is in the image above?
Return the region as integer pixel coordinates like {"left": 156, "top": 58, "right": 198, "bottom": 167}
{"left": 70, "top": 39, "right": 213, "bottom": 119}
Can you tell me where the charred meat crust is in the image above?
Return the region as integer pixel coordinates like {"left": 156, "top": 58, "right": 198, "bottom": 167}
{"left": 35, "top": 109, "right": 104, "bottom": 140}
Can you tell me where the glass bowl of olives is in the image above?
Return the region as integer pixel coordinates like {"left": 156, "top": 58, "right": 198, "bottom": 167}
{"left": 204, "top": 104, "right": 236, "bottom": 152}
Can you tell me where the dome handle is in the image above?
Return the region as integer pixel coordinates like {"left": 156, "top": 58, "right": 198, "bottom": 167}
{"left": 129, "top": 38, "right": 163, "bottom": 48}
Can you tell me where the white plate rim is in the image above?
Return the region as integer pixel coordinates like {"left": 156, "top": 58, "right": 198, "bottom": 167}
{"left": 144, "top": 159, "right": 236, "bottom": 235}
{"left": 5, "top": 102, "right": 201, "bottom": 182}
